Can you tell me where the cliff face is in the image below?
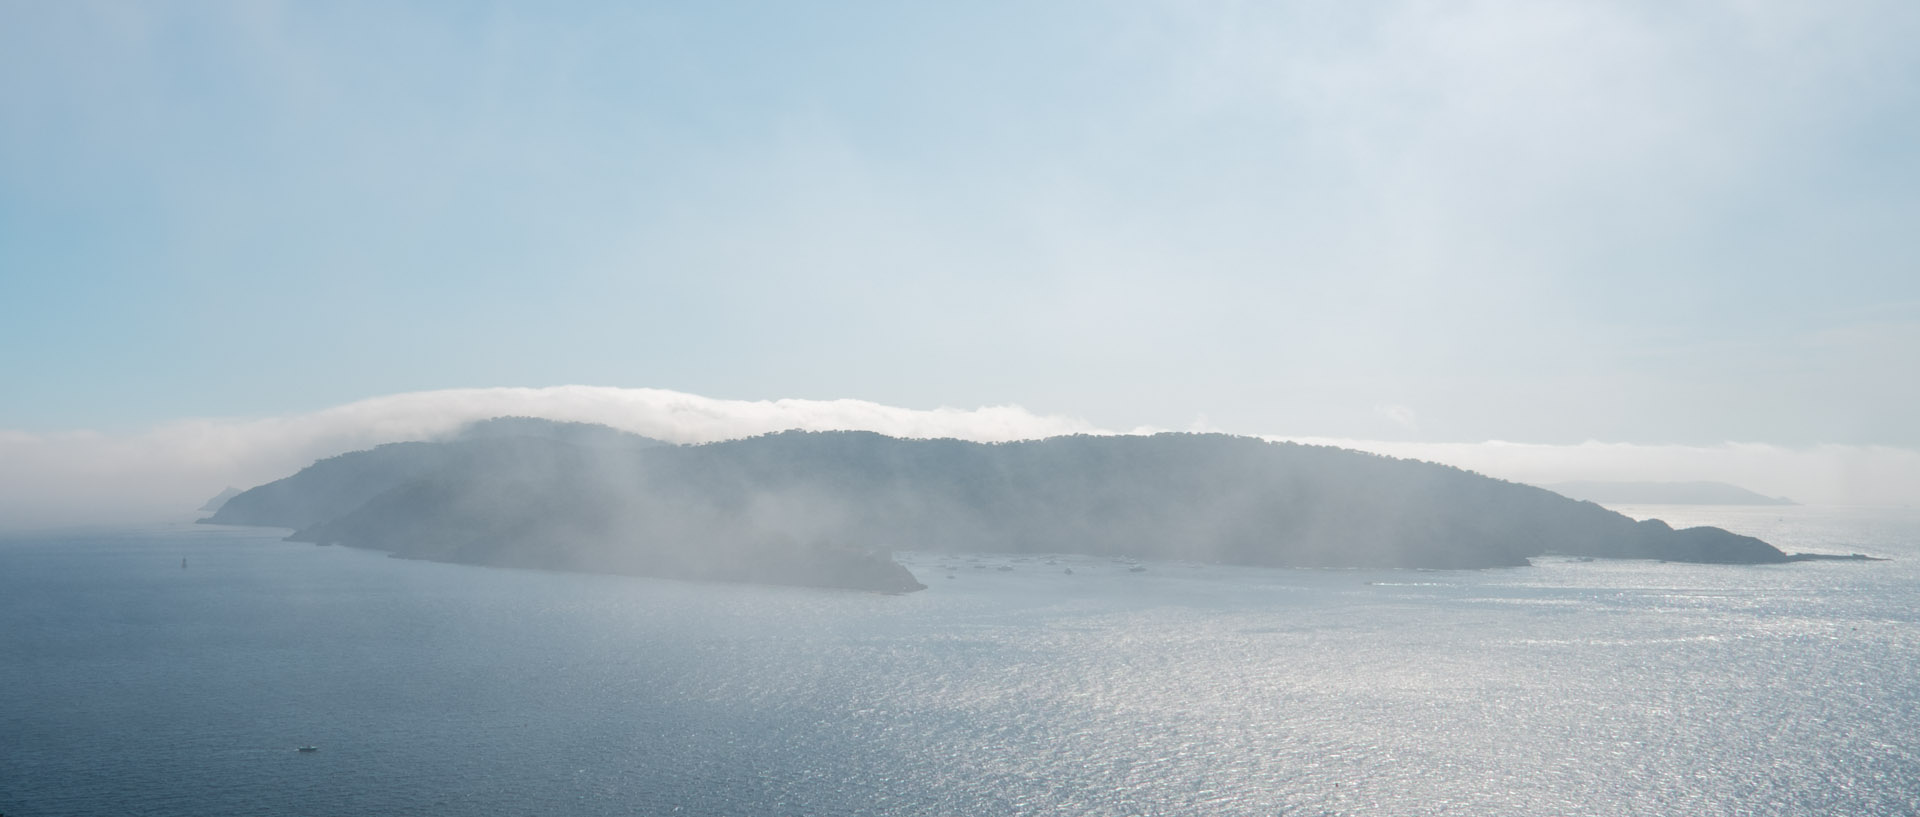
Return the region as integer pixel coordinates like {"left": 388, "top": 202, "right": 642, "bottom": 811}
{"left": 204, "top": 422, "right": 1793, "bottom": 593}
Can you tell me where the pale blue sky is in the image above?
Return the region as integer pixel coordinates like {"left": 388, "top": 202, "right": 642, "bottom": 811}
{"left": 3, "top": 0, "right": 1917, "bottom": 445}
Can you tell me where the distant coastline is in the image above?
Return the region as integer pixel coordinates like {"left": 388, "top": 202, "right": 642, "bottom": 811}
{"left": 1540, "top": 480, "right": 1796, "bottom": 506}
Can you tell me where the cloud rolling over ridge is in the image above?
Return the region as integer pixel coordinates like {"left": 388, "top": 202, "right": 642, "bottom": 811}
{"left": 0, "top": 387, "right": 1093, "bottom": 529}
{"left": 0, "top": 387, "right": 1913, "bottom": 530}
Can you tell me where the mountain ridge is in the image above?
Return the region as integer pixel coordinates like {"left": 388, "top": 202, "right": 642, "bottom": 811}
{"left": 200, "top": 419, "right": 1833, "bottom": 591}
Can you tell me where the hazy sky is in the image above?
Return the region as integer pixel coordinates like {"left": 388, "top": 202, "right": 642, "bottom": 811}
{"left": 3, "top": 2, "right": 1918, "bottom": 520}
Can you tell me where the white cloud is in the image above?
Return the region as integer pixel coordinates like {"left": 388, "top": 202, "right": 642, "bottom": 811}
{"left": 1, "top": 386, "right": 1914, "bottom": 531}
{"left": 1373, "top": 404, "right": 1419, "bottom": 431}
{"left": 0, "top": 387, "right": 1095, "bottom": 529}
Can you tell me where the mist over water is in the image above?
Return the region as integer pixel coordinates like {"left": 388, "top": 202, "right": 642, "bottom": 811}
{"left": 3, "top": 506, "right": 1915, "bottom": 816}
{"left": 8, "top": 3, "right": 1917, "bottom": 812}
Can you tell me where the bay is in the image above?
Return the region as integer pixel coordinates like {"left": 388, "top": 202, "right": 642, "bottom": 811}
{"left": 3, "top": 505, "right": 1916, "bottom": 816}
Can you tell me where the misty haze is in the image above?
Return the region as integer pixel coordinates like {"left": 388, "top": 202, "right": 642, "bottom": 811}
{"left": 4, "top": 3, "right": 1919, "bottom": 816}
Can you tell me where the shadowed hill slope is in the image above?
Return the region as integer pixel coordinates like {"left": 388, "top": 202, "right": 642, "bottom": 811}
{"left": 203, "top": 417, "right": 667, "bottom": 530}
{"left": 564, "top": 430, "right": 1787, "bottom": 568}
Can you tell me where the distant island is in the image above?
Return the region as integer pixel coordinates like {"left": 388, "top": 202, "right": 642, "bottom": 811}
{"left": 1541, "top": 481, "right": 1796, "bottom": 506}
{"left": 202, "top": 418, "right": 1857, "bottom": 592}
{"left": 198, "top": 486, "right": 243, "bottom": 513}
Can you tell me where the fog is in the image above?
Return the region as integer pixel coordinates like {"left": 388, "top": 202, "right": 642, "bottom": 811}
{"left": 6, "top": 5, "right": 1918, "bottom": 816}
{"left": 2, "top": 386, "right": 1914, "bottom": 531}
{"left": 0, "top": 387, "right": 1091, "bottom": 529}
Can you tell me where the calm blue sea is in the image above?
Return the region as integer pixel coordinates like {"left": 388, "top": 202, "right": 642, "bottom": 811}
{"left": 3, "top": 505, "right": 1917, "bottom": 816}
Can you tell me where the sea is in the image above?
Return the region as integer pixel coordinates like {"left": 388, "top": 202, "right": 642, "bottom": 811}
{"left": 2, "top": 505, "right": 1916, "bottom": 817}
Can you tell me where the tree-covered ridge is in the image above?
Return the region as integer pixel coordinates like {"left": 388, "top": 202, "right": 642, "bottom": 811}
{"left": 204, "top": 421, "right": 1798, "bottom": 594}
{"left": 623, "top": 430, "right": 1785, "bottom": 568}
{"left": 205, "top": 417, "right": 667, "bottom": 530}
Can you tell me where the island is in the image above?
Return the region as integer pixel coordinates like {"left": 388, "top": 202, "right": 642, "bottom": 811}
{"left": 202, "top": 418, "right": 1854, "bottom": 593}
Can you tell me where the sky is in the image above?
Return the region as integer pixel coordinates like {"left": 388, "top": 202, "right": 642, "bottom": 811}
{"left": 2, "top": 1, "right": 1918, "bottom": 524}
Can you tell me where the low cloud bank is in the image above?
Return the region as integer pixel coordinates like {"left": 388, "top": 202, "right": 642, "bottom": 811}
{"left": 0, "top": 387, "right": 1095, "bottom": 529}
{"left": 1, "top": 386, "right": 1913, "bottom": 530}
